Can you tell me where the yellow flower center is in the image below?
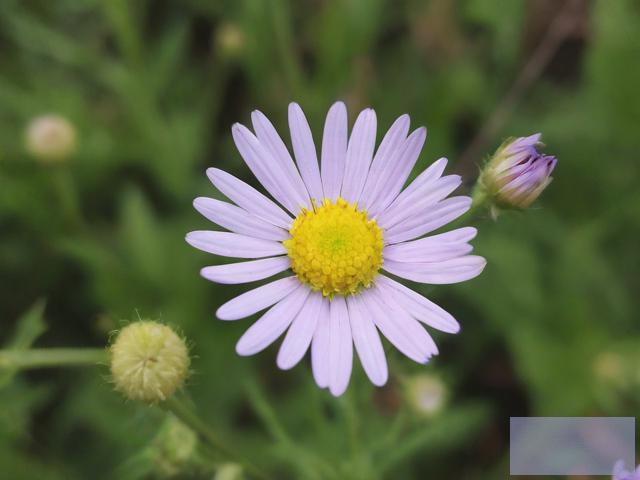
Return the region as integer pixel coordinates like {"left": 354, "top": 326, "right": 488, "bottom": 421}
{"left": 284, "top": 198, "right": 383, "bottom": 297}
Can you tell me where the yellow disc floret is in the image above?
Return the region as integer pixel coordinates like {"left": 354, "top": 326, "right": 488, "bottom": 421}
{"left": 284, "top": 198, "right": 383, "bottom": 297}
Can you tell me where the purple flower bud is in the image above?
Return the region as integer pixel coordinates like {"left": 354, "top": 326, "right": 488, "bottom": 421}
{"left": 481, "top": 133, "right": 557, "bottom": 209}
{"left": 612, "top": 460, "right": 640, "bottom": 480}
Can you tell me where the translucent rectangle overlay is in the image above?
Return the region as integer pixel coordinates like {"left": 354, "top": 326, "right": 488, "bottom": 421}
{"left": 510, "top": 417, "right": 635, "bottom": 475}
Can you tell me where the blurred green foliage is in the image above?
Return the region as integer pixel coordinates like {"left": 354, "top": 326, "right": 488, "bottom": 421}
{"left": 0, "top": 0, "right": 639, "bottom": 478}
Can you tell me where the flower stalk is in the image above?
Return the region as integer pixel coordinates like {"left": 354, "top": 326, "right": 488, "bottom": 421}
{"left": 0, "top": 348, "right": 108, "bottom": 370}
{"left": 160, "top": 396, "right": 269, "bottom": 480}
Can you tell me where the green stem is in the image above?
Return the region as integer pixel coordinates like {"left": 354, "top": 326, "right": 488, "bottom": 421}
{"left": 339, "top": 392, "right": 360, "bottom": 459}
{"left": 161, "top": 396, "right": 269, "bottom": 480}
{"left": 0, "top": 348, "right": 108, "bottom": 369}
{"left": 100, "top": 0, "right": 142, "bottom": 66}
{"left": 374, "top": 409, "right": 407, "bottom": 454}
{"left": 470, "top": 182, "right": 489, "bottom": 215}
{"left": 245, "top": 380, "right": 336, "bottom": 479}
{"left": 245, "top": 380, "right": 293, "bottom": 446}
{"left": 270, "top": 0, "right": 303, "bottom": 96}
{"left": 52, "top": 168, "right": 85, "bottom": 231}
{"left": 448, "top": 181, "right": 492, "bottom": 230}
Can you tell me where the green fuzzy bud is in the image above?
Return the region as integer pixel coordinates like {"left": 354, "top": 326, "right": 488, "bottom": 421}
{"left": 25, "top": 114, "right": 77, "bottom": 163}
{"left": 403, "top": 373, "right": 447, "bottom": 417}
{"left": 110, "top": 321, "right": 190, "bottom": 403}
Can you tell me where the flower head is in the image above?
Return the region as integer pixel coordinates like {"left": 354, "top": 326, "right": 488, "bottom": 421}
{"left": 25, "top": 114, "right": 77, "bottom": 163}
{"left": 481, "top": 133, "right": 556, "bottom": 209}
{"left": 110, "top": 321, "right": 190, "bottom": 403}
{"left": 284, "top": 197, "right": 383, "bottom": 296}
{"left": 613, "top": 460, "right": 640, "bottom": 480}
{"left": 187, "top": 102, "right": 485, "bottom": 396}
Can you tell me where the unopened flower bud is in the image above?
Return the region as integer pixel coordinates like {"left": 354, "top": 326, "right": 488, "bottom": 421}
{"left": 25, "top": 114, "right": 77, "bottom": 163}
{"left": 594, "top": 352, "right": 625, "bottom": 385}
{"left": 110, "top": 321, "right": 190, "bottom": 403}
{"left": 151, "top": 416, "right": 198, "bottom": 476}
{"left": 594, "top": 347, "right": 640, "bottom": 391}
{"left": 215, "top": 23, "right": 245, "bottom": 59}
{"left": 480, "top": 133, "right": 557, "bottom": 209}
{"left": 215, "top": 464, "right": 244, "bottom": 480}
{"left": 403, "top": 374, "right": 447, "bottom": 417}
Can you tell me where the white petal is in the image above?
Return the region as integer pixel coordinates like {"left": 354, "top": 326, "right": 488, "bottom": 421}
{"left": 340, "top": 108, "right": 377, "bottom": 203}
{"left": 383, "top": 255, "right": 487, "bottom": 284}
{"left": 311, "top": 299, "right": 331, "bottom": 388}
{"left": 206, "top": 168, "right": 292, "bottom": 229}
{"left": 375, "top": 157, "right": 447, "bottom": 219}
{"left": 377, "top": 275, "right": 459, "bottom": 333}
{"left": 232, "top": 123, "right": 307, "bottom": 215}
{"left": 384, "top": 196, "right": 472, "bottom": 244}
{"left": 359, "top": 114, "right": 410, "bottom": 211}
{"left": 382, "top": 227, "right": 478, "bottom": 263}
{"left": 368, "top": 127, "right": 426, "bottom": 217}
{"left": 612, "top": 460, "right": 626, "bottom": 477}
{"left": 201, "top": 256, "right": 290, "bottom": 284}
{"left": 194, "top": 197, "right": 289, "bottom": 242}
{"left": 321, "top": 101, "right": 348, "bottom": 201}
{"left": 328, "top": 296, "right": 353, "bottom": 396}
{"left": 383, "top": 239, "right": 472, "bottom": 263}
{"left": 236, "top": 285, "right": 310, "bottom": 356}
{"left": 364, "top": 288, "right": 438, "bottom": 363}
{"left": 216, "top": 276, "right": 299, "bottom": 320}
{"left": 402, "top": 227, "right": 478, "bottom": 246}
{"left": 277, "top": 291, "right": 323, "bottom": 370}
{"left": 347, "top": 295, "right": 388, "bottom": 386}
{"left": 288, "top": 103, "right": 323, "bottom": 202}
{"left": 186, "top": 231, "right": 286, "bottom": 258}
{"left": 251, "top": 110, "right": 311, "bottom": 209}
{"left": 377, "top": 175, "right": 462, "bottom": 230}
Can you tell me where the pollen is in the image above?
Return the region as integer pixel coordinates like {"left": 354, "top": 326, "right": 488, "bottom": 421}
{"left": 284, "top": 197, "right": 383, "bottom": 297}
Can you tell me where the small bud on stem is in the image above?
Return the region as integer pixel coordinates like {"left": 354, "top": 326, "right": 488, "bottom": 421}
{"left": 478, "top": 133, "right": 557, "bottom": 212}
{"left": 110, "top": 321, "right": 190, "bottom": 403}
{"left": 403, "top": 373, "right": 447, "bottom": 417}
{"left": 25, "top": 114, "right": 77, "bottom": 163}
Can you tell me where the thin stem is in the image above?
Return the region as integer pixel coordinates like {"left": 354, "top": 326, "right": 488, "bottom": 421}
{"left": 0, "top": 348, "right": 108, "bottom": 369}
{"left": 339, "top": 392, "right": 360, "bottom": 459}
{"left": 383, "top": 410, "right": 408, "bottom": 450}
{"left": 270, "top": 0, "right": 303, "bottom": 97}
{"left": 447, "top": 182, "right": 492, "bottom": 229}
{"left": 245, "top": 380, "right": 337, "bottom": 479}
{"left": 52, "top": 168, "right": 85, "bottom": 232}
{"left": 245, "top": 380, "right": 294, "bottom": 446}
{"left": 100, "top": 0, "right": 142, "bottom": 66}
{"left": 456, "top": 0, "right": 582, "bottom": 177}
{"left": 307, "top": 378, "right": 329, "bottom": 435}
{"left": 161, "top": 396, "right": 269, "bottom": 480}
{"left": 467, "top": 181, "right": 492, "bottom": 220}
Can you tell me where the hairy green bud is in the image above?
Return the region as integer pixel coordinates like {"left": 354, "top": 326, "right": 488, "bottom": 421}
{"left": 110, "top": 321, "right": 190, "bottom": 403}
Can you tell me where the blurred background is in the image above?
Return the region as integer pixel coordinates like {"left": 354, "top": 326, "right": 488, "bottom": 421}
{"left": 1, "top": 0, "right": 638, "bottom": 478}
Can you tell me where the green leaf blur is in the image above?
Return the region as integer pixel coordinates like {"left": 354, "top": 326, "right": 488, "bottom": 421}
{"left": 0, "top": 0, "right": 638, "bottom": 478}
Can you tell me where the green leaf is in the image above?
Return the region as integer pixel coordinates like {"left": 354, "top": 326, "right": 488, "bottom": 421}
{"left": 0, "top": 300, "right": 48, "bottom": 387}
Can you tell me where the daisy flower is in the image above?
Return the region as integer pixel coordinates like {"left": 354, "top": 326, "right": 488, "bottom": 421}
{"left": 187, "top": 102, "right": 486, "bottom": 396}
